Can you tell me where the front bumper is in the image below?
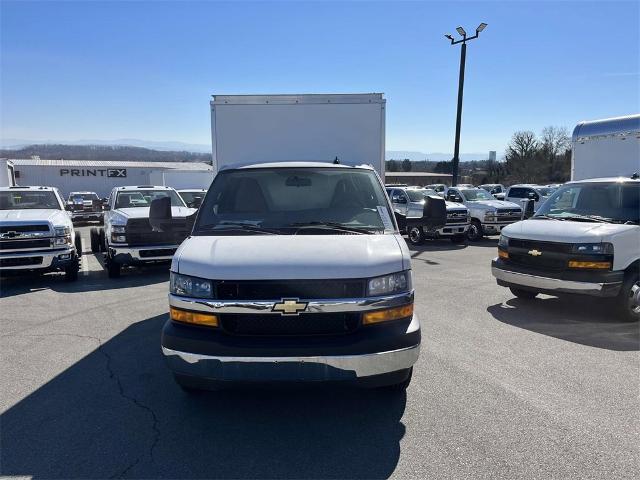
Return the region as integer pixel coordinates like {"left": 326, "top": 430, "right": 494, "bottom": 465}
{"left": 482, "top": 222, "right": 518, "bottom": 235}
{"left": 71, "top": 211, "right": 103, "bottom": 221}
{"left": 491, "top": 258, "right": 623, "bottom": 297}
{"left": 0, "top": 247, "right": 77, "bottom": 271}
{"left": 162, "top": 291, "right": 420, "bottom": 382}
{"left": 435, "top": 223, "right": 469, "bottom": 236}
{"left": 109, "top": 244, "right": 180, "bottom": 264}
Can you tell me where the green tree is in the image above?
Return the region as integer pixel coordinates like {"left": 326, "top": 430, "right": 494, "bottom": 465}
{"left": 401, "top": 159, "right": 412, "bottom": 172}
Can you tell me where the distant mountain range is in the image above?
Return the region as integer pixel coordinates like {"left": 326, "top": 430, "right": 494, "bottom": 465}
{"left": 0, "top": 139, "right": 495, "bottom": 162}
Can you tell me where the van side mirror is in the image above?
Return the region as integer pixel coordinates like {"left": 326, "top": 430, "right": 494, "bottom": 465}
{"left": 188, "top": 197, "right": 203, "bottom": 209}
{"left": 149, "top": 196, "right": 172, "bottom": 232}
{"left": 523, "top": 199, "right": 535, "bottom": 219}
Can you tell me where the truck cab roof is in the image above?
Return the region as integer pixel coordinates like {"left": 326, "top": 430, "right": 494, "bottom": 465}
{"left": 113, "top": 185, "right": 176, "bottom": 191}
{"left": 0, "top": 185, "right": 57, "bottom": 191}
{"left": 566, "top": 176, "right": 640, "bottom": 184}
{"left": 220, "top": 161, "right": 376, "bottom": 172}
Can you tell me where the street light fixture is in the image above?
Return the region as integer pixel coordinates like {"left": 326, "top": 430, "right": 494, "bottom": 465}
{"left": 444, "top": 22, "right": 488, "bottom": 186}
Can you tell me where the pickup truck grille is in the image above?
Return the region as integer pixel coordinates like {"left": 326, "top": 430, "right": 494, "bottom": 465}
{"left": 125, "top": 218, "right": 189, "bottom": 247}
{"left": 496, "top": 208, "right": 522, "bottom": 222}
{"left": 446, "top": 211, "right": 468, "bottom": 224}
{"left": 220, "top": 312, "right": 360, "bottom": 336}
{"left": 0, "top": 224, "right": 49, "bottom": 234}
{"left": 216, "top": 279, "right": 366, "bottom": 300}
{"left": 0, "top": 239, "right": 51, "bottom": 250}
{"left": 0, "top": 256, "right": 44, "bottom": 268}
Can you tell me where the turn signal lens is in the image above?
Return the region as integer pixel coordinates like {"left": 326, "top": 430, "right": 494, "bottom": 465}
{"left": 363, "top": 304, "right": 413, "bottom": 325}
{"left": 498, "top": 249, "right": 509, "bottom": 259}
{"left": 568, "top": 261, "right": 611, "bottom": 270}
{"left": 170, "top": 307, "right": 218, "bottom": 327}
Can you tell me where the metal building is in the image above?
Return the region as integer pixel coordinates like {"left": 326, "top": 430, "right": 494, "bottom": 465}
{"left": 6, "top": 159, "right": 213, "bottom": 198}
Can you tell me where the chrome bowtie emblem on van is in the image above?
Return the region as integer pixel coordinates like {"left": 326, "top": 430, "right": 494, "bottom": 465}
{"left": 528, "top": 249, "right": 543, "bottom": 256}
{"left": 272, "top": 299, "right": 308, "bottom": 315}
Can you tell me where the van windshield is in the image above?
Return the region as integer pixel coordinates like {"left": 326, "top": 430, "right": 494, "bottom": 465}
{"left": 194, "top": 167, "right": 392, "bottom": 234}
{"left": 535, "top": 182, "right": 640, "bottom": 224}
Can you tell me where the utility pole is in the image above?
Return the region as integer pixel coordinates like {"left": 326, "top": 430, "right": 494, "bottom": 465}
{"left": 445, "top": 23, "right": 487, "bottom": 186}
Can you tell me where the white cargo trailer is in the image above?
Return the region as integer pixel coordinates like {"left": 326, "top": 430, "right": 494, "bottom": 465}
{"left": 210, "top": 93, "right": 386, "bottom": 176}
{"left": 149, "top": 170, "right": 214, "bottom": 190}
{"left": 571, "top": 114, "right": 640, "bottom": 180}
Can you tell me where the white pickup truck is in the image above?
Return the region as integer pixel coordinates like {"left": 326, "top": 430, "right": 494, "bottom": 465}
{"left": 94, "top": 186, "right": 196, "bottom": 278}
{"left": 0, "top": 186, "right": 82, "bottom": 281}
{"left": 444, "top": 187, "right": 522, "bottom": 241}
{"left": 492, "top": 176, "right": 640, "bottom": 321}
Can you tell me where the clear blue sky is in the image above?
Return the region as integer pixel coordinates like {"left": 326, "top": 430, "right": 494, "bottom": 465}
{"left": 1, "top": 0, "right": 638, "bottom": 155}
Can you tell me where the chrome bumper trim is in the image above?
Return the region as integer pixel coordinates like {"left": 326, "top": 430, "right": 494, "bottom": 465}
{"left": 0, "top": 247, "right": 75, "bottom": 270}
{"left": 436, "top": 223, "right": 469, "bottom": 235}
{"left": 492, "top": 265, "right": 619, "bottom": 295}
{"left": 111, "top": 245, "right": 181, "bottom": 261}
{"left": 168, "top": 291, "right": 414, "bottom": 315}
{"left": 162, "top": 344, "right": 420, "bottom": 379}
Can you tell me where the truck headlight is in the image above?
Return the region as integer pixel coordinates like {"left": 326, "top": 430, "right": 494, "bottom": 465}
{"left": 54, "top": 226, "right": 71, "bottom": 236}
{"left": 170, "top": 272, "right": 214, "bottom": 298}
{"left": 111, "top": 235, "right": 127, "bottom": 243}
{"left": 572, "top": 243, "right": 614, "bottom": 254}
{"left": 54, "top": 236, "right": 72, "bottom": 245}
{"left": 484, "top": 211, "right": 496, "bottom": 222}
{"left": 112, "top": 225, "right": 126, "bottom": 234}
{"left": 367, "top": 271, "right": 411, "bottom": 297}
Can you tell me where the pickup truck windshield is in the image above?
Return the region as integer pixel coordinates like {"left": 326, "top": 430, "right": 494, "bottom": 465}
{"left": 0, "top": 191, "right": 61, "bottom": 210}
{"left": 194, "top": 167, "right": 391, "bottom": 234}
{"left": 69, "top": 193, "right": 99, "bottom": 202}
{"left": 115, "top": 190, "right": 184, "bottom": 209}
{"left": 536, "top": 187, "right": 556, "bottom": 197}
{"left": 535, "top": 182, "right": 640, "bottom": 224}
{"left": 461, "top": 189, "right": 493, "bottom": 201}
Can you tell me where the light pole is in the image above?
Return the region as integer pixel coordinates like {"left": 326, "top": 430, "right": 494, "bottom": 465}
{"left": 445, "top": 22, "right": 487, "bottom": 186}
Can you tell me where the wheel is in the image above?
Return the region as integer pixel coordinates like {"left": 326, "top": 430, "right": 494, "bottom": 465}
{"left": 510, "top": 287, "right": 538, "bottom": 300}
{"left": 74, "top": 231, "right": 82, "bottom": 257}
{"left": 381, "top": 368, "right": 412, "bottom": 392}
{"left": 466, "top": 219, "right": 484, "bottom": 242}
{"left": 64, "top": 260, "right": 79, "bottom": 282}
{"left": 407, "top": 226, "right": 425, "bottom": 245}
{"left": 98, "top": 229, "right": 106, "bottom": 252}
{"left": 106, "top": 256, "right": 121, "bottom": 278}
{"left": 90, "top": 228, "right": 100, "bottom": 253}
{"left": 616, "top": 272, "right": 640, "bottom": 322}
{"left": 450, "top": 234, "right": 467, "bottom": 244}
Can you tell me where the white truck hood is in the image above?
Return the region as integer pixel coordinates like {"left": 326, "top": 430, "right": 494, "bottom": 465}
{"left": 503, "top": 219, "right": 635, "bottom": 243}
{"left": 466, "top": 199, "right": 521, "bottom": 210}
{"left": 174, "top": 234, "right": 409, "bottom": 280}
{"left": 116, "top": 206, "right": 196, "bottom": 219}
{"left": 0, "top": 209, "right": 69, "bottom": 226}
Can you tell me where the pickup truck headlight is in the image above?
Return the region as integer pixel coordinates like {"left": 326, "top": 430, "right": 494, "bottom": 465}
{"left": 484, "top": 211, "right": 497, "bottom": 222}
{"left": 170, "top": 272, "right": 214, "bottom": 298}
{"left": 112, "top": 225, "right": 126, "bottom": 234}
{"left": 54, "top": 226, "right": 71, "bottom": 236}
{"left": 367, "top": 271, "right": 411, "bottom": 297}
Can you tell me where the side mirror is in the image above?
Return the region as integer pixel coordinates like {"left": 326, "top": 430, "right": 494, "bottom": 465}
{"left": 149, "top": 196, "right": 172, "bottom": 232}
{"left": 422, "top": 195, "right": 447, "bottom": 230}
{"left": 188, "top": 197, "right": 203, "bottom": 209}
{"left": 523, "top": 199, "right": 535, "bottom": 219}
{"left": 64, "top": 204, "right": 73, "bottom": 211}
{"left": 185, "top": 211, "right": 197, "bottom": 233}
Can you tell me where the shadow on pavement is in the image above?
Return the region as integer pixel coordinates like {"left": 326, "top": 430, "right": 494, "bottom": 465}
{"left": 488, "top": 297, "right": 639, "bottom": 351}
{"left": 1, "top": 314, "right": 407, "bottom": 479}
{"left": 0, "top": 259, "right": 169, "bottom": 298}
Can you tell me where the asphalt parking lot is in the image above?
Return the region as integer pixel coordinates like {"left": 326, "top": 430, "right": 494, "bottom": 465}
{"left": 1, "top": 226, "right": 638, "bottom": 479}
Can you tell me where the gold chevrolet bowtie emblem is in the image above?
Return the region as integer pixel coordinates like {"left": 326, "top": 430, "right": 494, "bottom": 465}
{"left": 272, "top": 299, "right": 308, "bottom": 315}
{"left": 528, "top": 249, "right": 543, "bottom": 256}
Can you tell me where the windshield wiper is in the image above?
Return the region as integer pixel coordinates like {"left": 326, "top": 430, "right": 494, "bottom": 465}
{"left": 289, "top": 221, "right": 378, "bottom": 234}
{"left": 532, "top": 214, "right": 565, "bottom": 221}
{"left": 559, "top": 214, "right": 616, "bottom": 224}
{"left": 199, "top": 222, "right": 280, "bottom": 235}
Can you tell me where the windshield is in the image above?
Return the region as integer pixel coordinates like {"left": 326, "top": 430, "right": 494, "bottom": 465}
{"left": 535, "top": 182, "right": 639, "bottom": 224}
{"left": 69, "top": 193, "right": 99, "bottom": 202}
{"left": 194, "top": 167, "right": 392, "bottom": 234}
{"left": 536, "top": 187, "right": 556, "bottom": 197}
{"left": 461, "top": 189, "right": 494, "bottom": 201}
{"left": 0, "top": 191, "right": 61, "bottom": 210}
{"left": 115, "top": 190, "right": 185, "bottom": 209}
{"left": 178, "top": 191, "right": 205, "bottom": 205}
{"left": 406, "top": 190, "right": 427, "bottom": 202}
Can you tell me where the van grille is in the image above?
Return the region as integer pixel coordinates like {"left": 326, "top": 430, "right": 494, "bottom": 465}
{"left": 220, "top": 312, "right": 360, "bottom": 336}
{"left": 215, "top": 279, "right": 366, "bottom": 300}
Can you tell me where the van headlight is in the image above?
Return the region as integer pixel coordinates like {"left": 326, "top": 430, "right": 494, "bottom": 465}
{"left": 498, "top": 234, "right": 509, "bottom": 249}
{"left": 367, "top": 271, "right": 411, "bottom": 297}
{"left": 572, "top": 243, "right": 614, "bottom": 254}
{"left": 170, "top": 272, "right": 214, "bottom": 298}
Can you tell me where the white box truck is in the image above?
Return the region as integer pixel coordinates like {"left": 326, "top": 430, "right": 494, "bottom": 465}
{"left": 210, "top": 93, "right": 386, "bottom": 176}
{"left": 154, "top": 92, "right": 432, "bottom": 392}
{"left": 571, "top": 114, "right": 640, "bottom": 180}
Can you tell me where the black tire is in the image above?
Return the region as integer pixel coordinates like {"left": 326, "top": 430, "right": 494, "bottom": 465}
{"left": 381, "top": 367, "right": 412, "bottom": 392}
{"left": 64, "top": 260, "right": 79, "bottom": 282}
{"left": 407, "top": 226, "right": 425, "bottom": 245}
{"left": 74, "top": 231, "right": 82, "bottom": 258}
{"left": 98, "top": 229, "right": 106, "bottom": 252}
{"left": 510, "top": 287, "right": 538, "bottom": 300}
{"left": 467, "top": 219, "right": 484, "bottom": 242}
{"left": 106, "top": 256, "right": 121, "bottom": 278}
{"left": 90, "top": 228, "right": 100, "bottom": 253}
{"left": 450, "top": 234, "right": 467, "bottom": 244}
{"left": 616, "top": 271, "right": 640, "bottom": 322}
